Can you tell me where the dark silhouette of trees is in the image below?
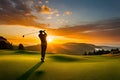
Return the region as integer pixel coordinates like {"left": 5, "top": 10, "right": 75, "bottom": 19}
{"left": 84, "top": 52, "right": 87, "bottom": 55}
{"left": 0, "top": 36, "right": 13, "bottom": 49}
{"left": 111, "top": 48, "right": 120, "bottom": 54}
{"left": 18, "top": 44, "right": 24, "bottom": 50}
{"left": 84, "top": 48, "right": 119, "bottom": 55}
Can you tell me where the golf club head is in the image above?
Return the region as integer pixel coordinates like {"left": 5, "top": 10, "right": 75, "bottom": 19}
{"left": 22, "top": 35, "right": 25, "bottom": 38}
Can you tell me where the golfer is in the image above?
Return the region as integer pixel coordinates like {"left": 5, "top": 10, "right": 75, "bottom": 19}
{"left": 38, "top": 30, "right": 47, "bottom": 62}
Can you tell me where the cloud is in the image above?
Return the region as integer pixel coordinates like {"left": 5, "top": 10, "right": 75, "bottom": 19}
{"left": 0, "top": 0, "right": 73, "bottom": 28}
{"left": 0, "top": 0, "right": 119, "bottom": 43}
{"left": 41, "top": 5, "right": 51, "bottom": 14}
{"left": 64, "top": 11, "right": 72, "bottom": 15}
{"left": 0, "top": 0, "right": 48, "bottom": 28}
{"left": 47, "top": 18, "right": 120, "bottom": 43}
{"left": 45, "top": 0, "right": 49, "bottom": 4}
{"left": 46, "top": 16, "right": 52, "bottom": 19}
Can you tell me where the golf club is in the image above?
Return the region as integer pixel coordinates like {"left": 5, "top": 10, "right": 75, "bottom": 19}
{"left": 22, "top": 24, "right": 49, "bottom": 38}
{"left": 22, "top": 30, "right": 45, "bottom": 38}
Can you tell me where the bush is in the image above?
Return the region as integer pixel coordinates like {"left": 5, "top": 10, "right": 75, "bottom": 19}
{"left": 18, "top": 44, "right": 24, "bottom": 50}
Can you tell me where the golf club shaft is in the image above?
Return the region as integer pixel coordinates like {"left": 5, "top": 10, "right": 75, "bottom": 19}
{"left": 22, "top": 31, "right": 38, "bottom": 38}
{"left": 24, "top": 32, "right": 38, "bottom": 36}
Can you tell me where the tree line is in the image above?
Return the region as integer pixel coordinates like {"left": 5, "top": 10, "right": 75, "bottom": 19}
{"left": 84, "top": 48, "right": 120, "bottom": 55}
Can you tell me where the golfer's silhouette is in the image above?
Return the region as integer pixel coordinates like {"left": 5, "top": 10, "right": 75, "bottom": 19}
{"left": 38, "top": 30, "right": 47, "bottom": 62}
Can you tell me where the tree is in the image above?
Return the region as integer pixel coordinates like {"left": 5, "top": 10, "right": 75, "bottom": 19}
{"left": 18, "top": 44, "right": 24, "bottom": 50}
{"left": 84, "top": 52, "right": 87, "bottom": 55}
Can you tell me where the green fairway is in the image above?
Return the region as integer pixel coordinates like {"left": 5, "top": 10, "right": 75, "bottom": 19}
{"left": 0, "top": 50, "right": 120, "bottom": 80}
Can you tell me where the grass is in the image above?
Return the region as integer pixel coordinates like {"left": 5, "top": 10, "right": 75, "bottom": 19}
{"left": 0, "top": 50, "right": 120, "bottom": 80}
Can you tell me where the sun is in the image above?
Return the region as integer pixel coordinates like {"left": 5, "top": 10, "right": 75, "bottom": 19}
{"left": 47, "top": 36, "right": 54, "bottom": 42}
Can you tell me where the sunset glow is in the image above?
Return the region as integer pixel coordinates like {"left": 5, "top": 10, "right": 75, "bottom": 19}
{"left": 47, "top": 36, "right": 55, "bottom": 43}
{"left": 1, "top": 1, "right": 120, "bottom": 80}
{"left": 0, "top": 0, "right": 120, "bottom": 47}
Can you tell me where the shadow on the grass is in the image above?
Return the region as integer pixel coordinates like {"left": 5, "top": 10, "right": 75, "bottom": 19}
{"left": 35, "top": 71, "right": 45, "bottom": 77}
{"left": 17, "top": 61, "right": 44, "bottom": 80}
{"left": 50, "top": 55, "right": 80, "bottom": 62}
{"left": 50, "top": 55, "right": 108, "bottom": 63}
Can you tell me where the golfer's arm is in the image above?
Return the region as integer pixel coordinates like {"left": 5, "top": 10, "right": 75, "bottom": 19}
{"left": 43, "top": 32, "right": 47, "bottom": 35}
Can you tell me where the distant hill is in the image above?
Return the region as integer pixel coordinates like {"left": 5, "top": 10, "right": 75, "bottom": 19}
{"left": 25, "top": 43, "right": 97, "bottom": 55}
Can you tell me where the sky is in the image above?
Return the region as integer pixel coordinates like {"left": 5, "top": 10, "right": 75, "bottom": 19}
{"left": 0, "top": 0, "right": 120, "bottom": 46}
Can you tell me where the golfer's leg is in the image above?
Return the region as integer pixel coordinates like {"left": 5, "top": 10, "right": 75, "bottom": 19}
{"left": 41, "top": 46, "right": 44, "bottom": 61}
{"left": 43, "top": 45, "right": 47, "bottom": 60}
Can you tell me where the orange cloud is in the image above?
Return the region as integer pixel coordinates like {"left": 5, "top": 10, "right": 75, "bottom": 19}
{"left": 46, "top": 18, "right": 120, "bottom": 44}
{"left": 64, "top": 11, "right": 72, "bottom": 15}
{"left": 41, "top": 5, "right": 51, "bottom": 14}
{"left": 0, "top": 0, "right": 51, "bottom": 28}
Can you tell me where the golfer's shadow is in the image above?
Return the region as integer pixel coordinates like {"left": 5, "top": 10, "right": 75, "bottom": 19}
{"left": 17, "top": 61, "right": 44, "bottom": 80}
